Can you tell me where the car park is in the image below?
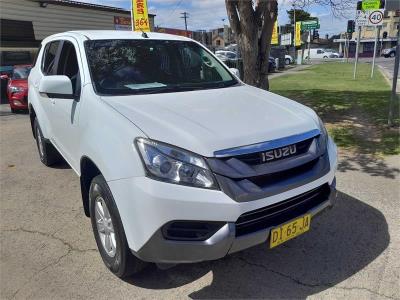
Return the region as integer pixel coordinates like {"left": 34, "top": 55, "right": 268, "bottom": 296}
{"left": 4, "top": 64, "right": 32, "bottom": 112}
{"left": 28, "top": 30, "right": 337, "bottom": 278}
{"left": 382, "top": 47, "right": 396, "bottom": 58}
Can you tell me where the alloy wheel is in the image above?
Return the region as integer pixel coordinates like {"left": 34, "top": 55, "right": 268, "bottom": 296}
{"left": 94, "top": 196, "right": 117, "bottom": 257}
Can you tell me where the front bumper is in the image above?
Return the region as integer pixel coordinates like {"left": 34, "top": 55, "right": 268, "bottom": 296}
{"left": 107, "top": 137, "right": 338, "bottom": 263}
{"left": 134, "top": 180, "right": 336, "bottom": 263}
{"left": 8, "top": 95, "right": 28, "bottom": 109}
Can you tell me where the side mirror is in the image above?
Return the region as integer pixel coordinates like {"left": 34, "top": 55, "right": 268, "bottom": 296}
{"left": 0, "top": 74, "right": 9, "bottom": 80}
{"left": 229, "top": 68, "right": 240, "bottom": 78}
{"left": 39, "top": 75, "right": 73, "bottom": 99}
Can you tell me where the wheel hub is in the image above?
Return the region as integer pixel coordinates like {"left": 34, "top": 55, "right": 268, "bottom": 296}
{"left": 94, "top": 196, "right": 117, "bottom": 257}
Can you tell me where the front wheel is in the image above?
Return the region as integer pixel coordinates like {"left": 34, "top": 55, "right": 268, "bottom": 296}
{"left": 89, "top": 175, "right": 146, "bottom": 278}
{"left": 285, "top": 58, "right": 291, "bottom": 65}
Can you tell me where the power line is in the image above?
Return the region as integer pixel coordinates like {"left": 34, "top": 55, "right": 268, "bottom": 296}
{"left": 156, "top": 0, "right": 183, "bottom": 27}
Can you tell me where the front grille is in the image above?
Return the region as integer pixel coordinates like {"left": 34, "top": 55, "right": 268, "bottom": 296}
{"left": 235, "top": 184, "right": 330, "bottom": 236}
{"left": 233, "top": 138, "right": 313, "bottom": 165}
{"left": 207, "top": 132, "right": 329, "bottom": 203}
{"left": 247, "top": 158, "right": 319, "bottom": 187}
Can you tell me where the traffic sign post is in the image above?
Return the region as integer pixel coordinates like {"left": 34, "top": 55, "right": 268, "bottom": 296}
{"left": 353, "top": 26, "right": 362, "bottom": 79}
{"left": 354, "top": 0, "right": 386, "bottom": 78}
{"left": 371, "top": 25, "right": 381, "bottom": 78}
{"left": 307, "top": 30, "right": 311, "bottom": 63}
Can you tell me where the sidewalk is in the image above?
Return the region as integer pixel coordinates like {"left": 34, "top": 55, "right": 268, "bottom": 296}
{"left": 269, "top": 64, "right": 313, "bottom": 79}
{"left": 378, "top": 65, "right": 399, "bottom": 93}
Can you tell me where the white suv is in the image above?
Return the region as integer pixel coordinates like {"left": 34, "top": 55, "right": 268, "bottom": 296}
{"left": 28, "top": 31, "right": 338, "bottom": 278}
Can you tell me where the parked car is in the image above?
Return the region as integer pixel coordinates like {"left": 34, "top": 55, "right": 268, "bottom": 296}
{"left": 285, "top": 55, "right": 294, "bottom": 65}
{"left": 0, "top": 66, "right": 13, "bottom": 102}
{"left": 324, "top": 49, "right": 340, "bottom": 58}
{"left": 305, "top": 48, "right": 336, "bottom": 59}
{"left": 4, "top": 64, "right": 32, "bottom": 112}
{"left": 382, "top": 47, "right": 396, "bottom": 58}
{"left": 0, "top": 50, "right": 35, "bottom": 103}
{"left": 215, "top": 50, "right": 237, "bottom": 60}
{"left": 269, "top": 56, "right": 276, "bottom": 72}
{"left": 29, "top": 31, "right": 337, "bottom": 278}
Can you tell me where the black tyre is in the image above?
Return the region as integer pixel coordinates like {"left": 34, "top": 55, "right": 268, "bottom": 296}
{"left": 89, "top": 175, "right": 146, "bottom": 278}
{"left": 11, "top": 108, "right": 17, "bottom": 113}
{"left": 390, "top": 52, "right": 395, "bottom": 57}
{"left": 285, "top": 58, "right": 291, "bottom": 65}
{"left": 33, "top": 118, "right": 61, "bottom": 166}
{"left": 323, "top": 56, "right": 328, "bottom": 58}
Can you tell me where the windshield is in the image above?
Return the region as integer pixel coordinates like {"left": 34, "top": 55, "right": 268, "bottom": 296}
{"left": 85, "top": 39, "right": 238, "bottom": 95}
{"left": 12, "top": 66, "right": 32, "bottom": 79}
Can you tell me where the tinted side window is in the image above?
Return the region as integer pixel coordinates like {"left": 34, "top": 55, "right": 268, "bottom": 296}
{"left": 56, "top": 41, "right": 81, "bottom": 98}
{"left": 42, "top": 41, "right": 60, "bottom": 75}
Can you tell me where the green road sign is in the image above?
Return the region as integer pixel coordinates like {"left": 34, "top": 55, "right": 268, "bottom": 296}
{"left": 362, "top": 0, "right": 381, "bottom": 10}
{"left": 301, "top": 20, "right": 320, "bottom": 30}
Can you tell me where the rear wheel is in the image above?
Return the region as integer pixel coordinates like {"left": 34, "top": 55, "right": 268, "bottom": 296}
{"left": 89, "top": 175, "right": 146, "bottom": 278}
{"left": 34, "top": 118, "right": 61, "bottom": 166}
{"left": 390, "top": 52, "right": 395, "bottom": 57}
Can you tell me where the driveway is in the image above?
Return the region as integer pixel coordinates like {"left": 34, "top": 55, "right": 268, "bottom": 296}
{"left": 1, "top": 106, "right": 399, "bottom": 299}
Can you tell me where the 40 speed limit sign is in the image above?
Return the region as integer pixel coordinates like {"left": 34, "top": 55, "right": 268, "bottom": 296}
{"left": 368, "top": 9, "right": 384, "bottom": 26}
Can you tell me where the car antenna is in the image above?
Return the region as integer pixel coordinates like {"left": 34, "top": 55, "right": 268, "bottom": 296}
{"left": 141, "top": 29, "right": 149, "bottom": 39}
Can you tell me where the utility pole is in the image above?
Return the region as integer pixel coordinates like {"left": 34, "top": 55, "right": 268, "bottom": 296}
{"left": 181, "top": 12, "right": 189, "bottom": 35}
{"left": 388, "top": 26, "right": 400, "bottom": 127}
{"left": 293, "top": 5, "right": 296, "bottom": 62}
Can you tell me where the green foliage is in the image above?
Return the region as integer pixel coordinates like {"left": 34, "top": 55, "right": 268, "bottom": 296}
{"left": 286, "top": 9, "right": 318, "bottom": 24}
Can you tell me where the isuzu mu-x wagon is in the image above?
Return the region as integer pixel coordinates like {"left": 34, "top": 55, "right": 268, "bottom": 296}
{"left": 28, "top": 31, "right": 337, "bottom": 277}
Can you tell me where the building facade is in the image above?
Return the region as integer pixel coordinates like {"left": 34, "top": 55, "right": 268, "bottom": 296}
{"left": 0, "top": 0, "right": 155, "bottom": 49}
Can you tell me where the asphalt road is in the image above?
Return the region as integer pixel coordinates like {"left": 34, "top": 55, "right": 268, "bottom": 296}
{"left": 1, "top": 107, "right": 399, "bottom": 300}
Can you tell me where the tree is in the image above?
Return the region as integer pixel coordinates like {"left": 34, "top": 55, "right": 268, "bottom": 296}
{"left": 287, "top": 9, "right": 317, "bottom": 24}
{"left": 225, "top": 0, "right": 351, "bottom": 90}
{"left": 225, "top": 0, "right": 278, "bottom": 90}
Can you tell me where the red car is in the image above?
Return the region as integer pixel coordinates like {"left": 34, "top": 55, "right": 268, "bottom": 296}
{"left": 5, "top": 65, "right": 32, "bottom": 112}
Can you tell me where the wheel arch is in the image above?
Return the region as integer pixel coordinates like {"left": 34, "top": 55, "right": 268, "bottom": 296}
{"left": 29, "top": 104, "right": 37, "bottom": 138}
{"left": 80, "top": 156, "right": 102, "bottom": 217}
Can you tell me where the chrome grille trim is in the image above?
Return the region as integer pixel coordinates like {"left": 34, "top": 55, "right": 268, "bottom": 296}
{"left": 213, "top": 129, "right": 321, "bottom": 158}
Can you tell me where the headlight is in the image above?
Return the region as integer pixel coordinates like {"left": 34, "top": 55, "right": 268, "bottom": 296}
{"left": 10, "top": 86, "right": 24, "bottom": 93}
{"left": 135, "top": 138, "right": 218, "bottom": 189}
{"left": 317, "top": 116, "right": 328, "bottom": 151}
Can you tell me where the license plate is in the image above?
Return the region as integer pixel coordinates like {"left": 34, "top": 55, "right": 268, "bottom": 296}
{"left": 270, "top": 214, "right": 311, "bottom": 248}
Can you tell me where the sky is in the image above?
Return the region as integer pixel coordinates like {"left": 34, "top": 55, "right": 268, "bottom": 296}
{"left": 80, "top": 0, "right": 357, "bottom": 36}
